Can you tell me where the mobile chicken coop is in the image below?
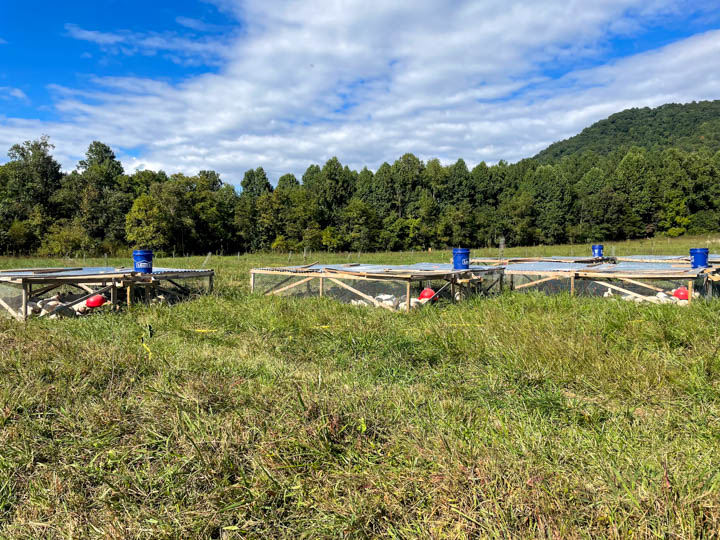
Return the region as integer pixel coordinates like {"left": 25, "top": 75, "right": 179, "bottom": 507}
{"left": 0, "top": 266, "right": 214, "bottom": 321}
{"left": 250, "top": 263, "right": 502, "bottom": 311}
{"left": 497, "top": 258, "right": 719, "bottom": 303}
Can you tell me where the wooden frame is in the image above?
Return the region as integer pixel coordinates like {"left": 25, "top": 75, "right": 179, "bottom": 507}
{"left": 0, "top": 267, "right": 215, "bottom": 321}
{"left": 504, "top": 265, "right": 709, "bottom": 303}
{"left": 252, "top": 259, "right": 716, "bottom": 307}
{"left": 246, "top": 257, "right": 718, "bottom": 310}
{"left": 513, "top": 275, "right": 568, "bottom": 290}
{"left": 251, "top": 264, "right": 501, "bottom": 311}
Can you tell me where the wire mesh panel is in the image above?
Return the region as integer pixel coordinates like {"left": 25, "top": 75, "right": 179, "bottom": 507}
{"left": 254, "top": 273, "right": 322, "bottom": 298}
{"left": 151, "top": 275, "right": 212, "bottom": 303}
{"left": 0, "top": 267, "right": 214, "bottom": 320}
{"left": 506, "top": 274, "right": 573, "bottom": 295}
{"left": 0, "top": 281, "right": 107, "bottom": 319}
{"left": 503, "top": 271, "right": 708, "bottom": 305}
{"left": 253, "top": 269, "right": 503, "bottom": 311}
{"left": 574, "top": 276, "right": 707, "bottom": 303}
{"left": 0, "top": 281, "right": 22, "bottom": 318}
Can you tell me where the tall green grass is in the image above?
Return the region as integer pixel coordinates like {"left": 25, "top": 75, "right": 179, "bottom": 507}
{"left": 1, "top": 237, "right": 720, "bottom": 537}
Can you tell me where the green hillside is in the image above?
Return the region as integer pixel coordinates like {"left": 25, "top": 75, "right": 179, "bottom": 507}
{"left": 536, "top": 100, "right": 720, "bottom": 161}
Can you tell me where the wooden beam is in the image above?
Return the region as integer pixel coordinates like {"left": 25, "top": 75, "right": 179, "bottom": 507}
{"left": 481, "top": 276, "right": 502, "bottom": 294}
{"left": 425, "top": 281, "right": 450, "bottom": 303}
{"left": 504, "top": 270, "right": 575, "bottom": 277}
{"left": 406, "top": 281, "right": 411, "bottom": 312}
{"left": 28, "top": 283, "right": 62, "bottom": 299}
{"left": 616, "top": 277, "right": 664, "bottom": 293}
{"left": 578, "top": 271, "right": 699, "bottom": 280}
{"left": 324, "top": 267, "right": 414, "bottom": 280}
{"left": 591, "top": 280, "right": 655, "bottom": 302}
{"left": 0, "top": 295, "right": 22, "bottom": 321}
{"left": 260, "top": 274, "right": 296, "bottom": 295}
{"left": 515, "top": 275, "right": 567, "bottom": 290}
{"left": 267, "top": 276, "right": 315, "bottom": 296}
{"left": 327, "top": 278, "right": 395, "bottom": 311}
{"left": 69, "top": 283, "right": 94, "bottom": 294}
{"left": 688, "top": 280, "right": 694, "bottom": 305}
{"left": 154, "top": 286, "right": 182, "bottom": 298}
{"left": 166, "top": 279, "right": 191, "bottom": 293}
{"left": 21, "top": 282, "right": 28, "bottom": 321}
{"left": 0, "top": 267, "right": 82, "bottom": 274}
{"left": 319, "top": 277, "right": 324, "bottom": 297}
{"left": 111, "top": 279, "right": 117, "bottom": 309}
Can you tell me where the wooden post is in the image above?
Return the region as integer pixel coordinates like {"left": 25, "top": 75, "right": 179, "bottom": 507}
{"left": 126, "top": 283, "right": 133, "bottom": 308}
{"left": 406, "top": 281, "right": 411, "bottom": 312}
{"left": 250, "top": 272, "right": 255, "bottom": 293}
{"left": 688, "top": 280, "right": 694, "bottom": 304}
{"left": 450, "top": 277, "right": 456, "bottom": 302}
{"left": 570, "top": 275, "right": 575, "bottom": 296}
{"left": 111, "top": 279, "right": 117, "bottom": 310}
{"left": 209, "top": 274, "right": 214, "bottom": 293}
{"left": 319, "top": 277, "right": 324, "bottom": 297}
{"left": 21, "top": 282, "right": 28, "bottom": 321}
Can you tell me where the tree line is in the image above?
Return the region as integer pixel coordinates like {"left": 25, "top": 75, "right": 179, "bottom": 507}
{"left": 1, "top": 136, "right": 720, "bottom": 256}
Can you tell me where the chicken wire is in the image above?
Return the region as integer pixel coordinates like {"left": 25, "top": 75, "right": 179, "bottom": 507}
{"left": 506, "top": 273, "right": 710, "bottom": 301}
{"left": 147, "top": 275, "right": 212, "bottom": 303}
{"left": 0, "top": 281, "right": 106, "bottom": 319}
{"left": 0, "top": 274, "right": 213, "bottom": 320}
{"left": 253, "top": 271, "right": 502, "bottom": 310}
{"left": 0, "top": 281, "right": 22, "bottom": 317}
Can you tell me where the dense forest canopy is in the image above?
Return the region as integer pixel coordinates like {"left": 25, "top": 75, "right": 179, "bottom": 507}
{"left": 536, "top": 100, "right": 720, "bottom": 161}
{"left": 2, "top": 100, "right": 720, "bottom": 256}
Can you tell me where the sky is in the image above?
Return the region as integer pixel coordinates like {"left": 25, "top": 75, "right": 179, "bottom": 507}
{"left": 1, "top": 0, "right": 720, "bottom": 185}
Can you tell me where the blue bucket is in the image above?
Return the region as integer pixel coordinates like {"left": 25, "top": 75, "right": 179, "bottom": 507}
{"left": 690, "top": 248, "right": 709, "bottom": 268}
{"left": 453, "top": 248, "right": 470, "bottom": 270}
{"left": 133, "top": 249, "right": 154, "bottom": 274}
{"left": 592, "top": 244, "right": 604, "bottom": 258}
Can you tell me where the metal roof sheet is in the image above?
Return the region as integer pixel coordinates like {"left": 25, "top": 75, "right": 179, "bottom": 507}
{"left": 0, "top": 266, "right": 210, "bottom": 279}
{"left": 254, "top": 262, "right": 499, "bottom": 274}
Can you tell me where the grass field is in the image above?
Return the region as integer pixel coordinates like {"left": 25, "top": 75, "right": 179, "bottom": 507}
{"left": 2, "top": 236, "right": 720, "bottom": 538}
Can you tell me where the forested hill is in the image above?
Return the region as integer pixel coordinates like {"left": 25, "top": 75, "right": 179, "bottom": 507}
{"left": 536, "top": 100, "right": 720, "bottom": 162}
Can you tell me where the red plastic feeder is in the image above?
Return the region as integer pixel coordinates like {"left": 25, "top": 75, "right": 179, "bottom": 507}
{"left": 86, "top": 294, "right": 106, "bottom": 308}
{"left": 673, "top": 287, "right": 689, "bottom": 301}
{"left": 419, "top": 288, "right": 436, "bottom": 302}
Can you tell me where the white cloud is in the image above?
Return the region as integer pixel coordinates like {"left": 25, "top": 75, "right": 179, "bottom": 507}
{"left": 1, "top": 1, "right": 719, "bottom": 183}
{"left": 0, "top": 87, "right": 28, "bottom": 102}
{"left": 64, "top": 23, "right": 231, "bottom": 66}
{"left": 175, "top": 16, "right": 225, "bottom": 32}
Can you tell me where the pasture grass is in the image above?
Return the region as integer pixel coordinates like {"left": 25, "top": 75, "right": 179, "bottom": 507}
{"left": 2, "top": 237, "right": 720, "bottom": 537}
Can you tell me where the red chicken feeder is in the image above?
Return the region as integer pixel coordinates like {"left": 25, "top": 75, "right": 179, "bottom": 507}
{"left": 673, "top": 287, "right": 689, "bottom": 301}
{"left": 419, "top": 288, "right": 436, "bottom": 302}
{"left": 86, "top": 294, "right": 106, "bottom": 308}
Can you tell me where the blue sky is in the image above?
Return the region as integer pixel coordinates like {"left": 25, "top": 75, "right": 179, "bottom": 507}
{"left": 1, "top": 0, "right": 720, "bottom": 184}
{"left": 0, "top": 1, "right": 234, "bottom": 118}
